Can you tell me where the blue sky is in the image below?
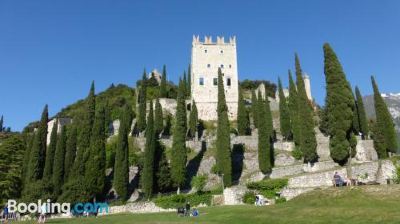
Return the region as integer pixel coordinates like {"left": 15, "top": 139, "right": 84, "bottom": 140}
{"left": 1, "top": 0, "right": 400, "bottom": 131}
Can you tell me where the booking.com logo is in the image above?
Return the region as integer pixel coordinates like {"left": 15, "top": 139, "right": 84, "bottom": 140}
{"left": 7, "top": 199, "right": 109, "bottom": 214}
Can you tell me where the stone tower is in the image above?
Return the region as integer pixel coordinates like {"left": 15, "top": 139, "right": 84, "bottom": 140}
{"left": 303, "top": 73, "right": 312, "bottom": 101}
{"left": 190, "top": 35, "right": 239, "bottom": 120}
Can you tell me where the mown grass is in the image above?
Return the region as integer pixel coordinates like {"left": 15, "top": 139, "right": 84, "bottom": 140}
{"left": 20, "top": 185, "right": 400, "bottom": 224}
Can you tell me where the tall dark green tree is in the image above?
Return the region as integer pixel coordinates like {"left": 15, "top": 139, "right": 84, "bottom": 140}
{"left": 354, "top": 86, "right": 369, "bottom": 138}
{"left": 154, "top": 98, "right": 164, "bottom": 135}
{"left": 85, "top": 107, "right": 107, "bottom": 199}
{"left": 0, "top": 115, "right": 3, "bottom": 132}
{"left": 170, "top": 79, "right": 187, "bottom": 193}
{"left": 372, "top": 76, "right": 398, "bottom": 157}
{"left": 323, "top": 44, "right": 355, "bottom": 164}
{"left": 189, "top": 100, "right": 198, "bottom": 138}
{"left": 73, "top": 82, "right": 96, "bottom": 176}
{"left": 137, "top": 70, "right": 147, "bottom": 132}
{"left": 183, "top": 71, "right": 188, "bottom": 98}
{"left": 187, "top": 64, "right": 191, "bottom": 98}
{"left": 113, "top": 105, "right": 132, "bottom": 200}
{"left": 160, "top": 65, "right": 168, "bottom": 98}
{"left": 216, "top": 68, "right": 232, "bottom": 187}
{"left": 142, "top": 100, "right": 156, "bottom": 199}
{"left": 295, "top": 54, "right": 318, "bottom": 163}
{"left": 278, "top": 78, "right": 291, "bottom": 140}
{"left": 52, "top": 125, "right": 67, "bottom": 197}
{"left": 257, "top": 91, "right": 273, "bottom": 173}
{"left": 156, "top": 148, "right": 172, "bottom": 192}
{"left": 237, "top": 88, "right": 250, "bottom": 135}
{"left": 64, "top": 126, "right": 77, "bottom": 180}
{"left": 43, "top": 120, "right": 58, "bottom": 180}
{"left": 251, "top": 90, "right": 258, "bottom": 128}
{"left": 26, "top": 105, "right": 48, "bottom": 182}
{"left": 288, "top": 71, "right": 300, "bottom": 145}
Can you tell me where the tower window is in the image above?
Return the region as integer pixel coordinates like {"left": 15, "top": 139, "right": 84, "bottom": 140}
{"left": 220, "top": 50, "right": 224, "bottom": 53}
{"left": 207, "top": 64, "right": 211, "bottom": 68}
{"left": 227, "top": 78, "right": 231, "bottom": 86}
{"left": 213, "top": 78, "right": 218, "bottom": 86}
{"left": 204, "top": 49, "right": 207, "bottom": 53}
{"left": 229, "top": 64, "right": 232, "bottom": 68}
{"left": 199, "top": 77, "right": 204, "bottom": 86}
{"left": 220, "top": 64, "right": 224, "bottom": 68}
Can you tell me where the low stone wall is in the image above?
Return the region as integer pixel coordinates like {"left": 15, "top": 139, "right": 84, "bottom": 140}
{"left": 280, "top": 187, "right": 315, "bottom": 200}
{"left": 223, "top": 186, "right": 247, "bottom": 205}
{"left": 355, "top": 139, "right": 378, "bottom": 162}
{"left": 270, "top": 164, "right": 304, "bottom": 179}
{"left": 231, "top": 135, "right": 258, "bottom": 150}
{"left": 274, "top": 142, "right": 294, "bottom": 152}
{"left": 274, "top": 153, "right": 296, "bottom": 167}
{"left": 303, "top": 160, "right": 338, "bottom": 173}
{"left": 109, "top": 202, "right": 175, "bottom": 214}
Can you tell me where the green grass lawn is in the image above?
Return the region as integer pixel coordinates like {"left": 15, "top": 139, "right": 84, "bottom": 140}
{"left": 21, "top": 185, "right": 400, "bottom": 224}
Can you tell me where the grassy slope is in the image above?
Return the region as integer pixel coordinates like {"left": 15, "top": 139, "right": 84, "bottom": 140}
{"left": 21, "top": 185, "right": 400, "bottom": 224}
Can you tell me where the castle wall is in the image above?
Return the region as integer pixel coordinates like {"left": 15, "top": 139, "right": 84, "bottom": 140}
{"left": 191, "top": 36, "right": 239, "bottom": 121}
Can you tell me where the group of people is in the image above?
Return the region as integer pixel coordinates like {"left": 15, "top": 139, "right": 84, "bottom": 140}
{"left": 333, "top": 172, "right": 352, "bottom": 187}
{"left": 177, "top": 202, "right": 199, "bottom": 217}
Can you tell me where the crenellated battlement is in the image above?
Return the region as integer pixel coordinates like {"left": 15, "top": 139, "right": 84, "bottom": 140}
{"left": 192, "top": 35, "right": 236, "bottom": 45}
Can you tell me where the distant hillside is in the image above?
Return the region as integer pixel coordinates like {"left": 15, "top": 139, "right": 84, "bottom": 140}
{"left": 363, "top": 93, "right": 400, "bottom": 143}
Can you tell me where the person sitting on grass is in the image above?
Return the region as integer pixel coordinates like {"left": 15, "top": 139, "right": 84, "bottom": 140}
{"left": 185, "top": 202, "right": 191, "bottom": 216}
{"left": 192, "top": 208, "right": 199, "bottom": 217}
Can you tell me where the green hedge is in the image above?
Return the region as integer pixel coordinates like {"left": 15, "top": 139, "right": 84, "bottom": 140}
{"left": 247, "top": 178, "right": 288, "bottom": 198}
{"left": 154, "top": 193, "right": 212, "bottom": 209}
{"left": 243, "top": 191, "right": 256, "bottom": 204}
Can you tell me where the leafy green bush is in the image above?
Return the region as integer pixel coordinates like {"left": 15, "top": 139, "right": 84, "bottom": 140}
{"left": 275, "top": 197, "right": 286, "bottom": 204}
{"left": 394, "top": 166, "right": 400, "bottom": 184}
{"left": 247, "top": 179, "right": 288, "bottom": 199}
{"left": 154, "top": 192, "right": 212, "bottom": 209}
{"left": 243, "top": 191, "right": 256, "bottom": 204}
{"left": 291, "top": 147, "right": 303, "bottom": 160}
{"left": 191, "top": 175, "right": 208, "bottom": 192}
{"left": 211, "top": 164, "right": 219, "bottom": 174}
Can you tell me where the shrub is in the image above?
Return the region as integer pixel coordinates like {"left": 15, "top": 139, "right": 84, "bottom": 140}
{"left": 243, "top": 191, "right": 256, "bottom": 204}
{"left": 291, "top": 147, "right": 303, "bottom": 160}
{"left": 211, "top": 164, "right": 219, "bottom": 174}
{"left": 154, "top": 192, "right": 212, "bottom": 209}
{"left": 247, "top": 178, "right": 288, "bottom": 199}
{"left": 394, "top": 166, "right": 400, "bottom": 184}
{"left": 191, "top": 175, "right": 208, "bottom": 192}
{"left": 275, "top": 197, "right": 286, "bottom": 204}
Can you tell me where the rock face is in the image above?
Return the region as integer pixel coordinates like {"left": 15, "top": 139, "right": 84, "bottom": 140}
{"left": 355, "top": 139, "right": 378, "bottom": 162}
{"left": 223, "top": 186, "right": 247, "bottom": 205}
{"left": 274, "top": 153, "right": 296, "bottom": 167}
{"left": 110, "top": 119, "right": 120, "bottom": 136}
{"left": 315, "top": 128, "right": 331, "bottom": 161}
{"left": 274, "top": 142, "right": 294, "bottom": 152}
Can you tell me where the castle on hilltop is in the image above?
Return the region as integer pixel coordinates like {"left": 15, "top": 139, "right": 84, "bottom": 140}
{"left": 190, "top": 35, "right": 239, "bottom": 120}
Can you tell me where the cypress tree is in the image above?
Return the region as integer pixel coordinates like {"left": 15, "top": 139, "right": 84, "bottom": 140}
{"left": 216, "top": 68, "right": 232, "bottom": 187}
{"left": 160, "top": 65, "right": 168, "bottom": 98}
{"left": 183, "top": 71, "right": 188, "bottom": 98}
{"left": 189, "top": 100, "right": 198, "bottom": 138}
{"left": 187, "top": 64, "right": 191, "bottom": 98}
{"left": 114, "top": 105, "right": 132, "bottom": 200}
{"left": 278, "top": 77, "right": 291, "bottom": 140}
{"left": 295, "top": 54, "right": 318, "bottom": 163}
{"left": 288, "top": 70, "right": 300, "bottom": 145}
{"left": 372, "top": 76, "right": 398, "bottom": 156}
{"left": 137, "top": 70, "right": 147, "bottom": 132}
{"left": 142, "top": 100, "right": 156, "bottom": 199}
{"left": 237, "top": 88, "right": 250, "bottom": 135}
{"left": 73, "top": 82, "right": 95, "bottom": 176}
{"left": 354, "top": 86, "right": 369, "bottom": 139}
{"left": 85, "top": 107, "right": 107, "bottom": 199}
{"left": 52, "top": 125, "right": 67, "bottom": 197}
{"left": 156, "top": 148, "right": 172, "bottom": 192}
{"left": 251, "top": 90, "right": 258, "bottom": 128}
{"left": 170, "top": 79, "right": 187, "bottom": 193}
{"left": 64, "top": 126, "right": 77, "bottom": 180}
{"left": 323, "top": 44, "right": 355, "bottom": 164}
{"left": 27, "top": 105, "right": 48, "bottom": 182}
{"left": 22, "top": 133, "right": 35, "bottom": 184}
{"left": 257, "top": 91, "right": 272, "bottom": 173}
{"left": 43, "top": 120, "right": 58, "bottom": 180}
{"left": 0, "top": 115, "right": 3, "bottom": 132}
{"left": 154, "top": 98, "right": 164, "bottom": 135}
